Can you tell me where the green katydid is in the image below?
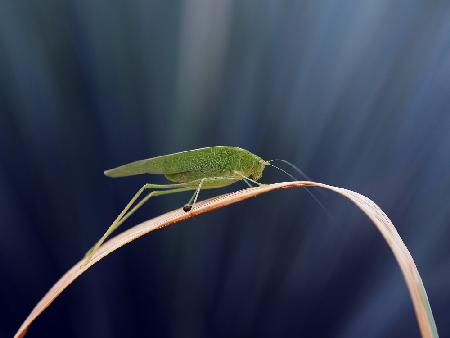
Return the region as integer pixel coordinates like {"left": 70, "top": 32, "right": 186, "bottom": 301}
{"left": 85, "top": 146, "right": 268, "bottom": 259}
{"left": 84, "top": 146, "right": 317, "bottom": 261}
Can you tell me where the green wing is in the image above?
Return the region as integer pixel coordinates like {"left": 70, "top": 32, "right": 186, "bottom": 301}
{"left": 104, "top": 146, "right": 244, "bottom": 178}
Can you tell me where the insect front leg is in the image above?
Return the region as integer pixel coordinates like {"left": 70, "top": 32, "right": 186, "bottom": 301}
{"left": 234, "top": 171, "right": 263, "bottom": 187}
{"left": 241, "top": 177, "right": 254, "bottom": 188}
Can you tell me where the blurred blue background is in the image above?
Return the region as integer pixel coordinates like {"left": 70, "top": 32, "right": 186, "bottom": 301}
{"left": 1, "top": 0, "right": 449, "bottom": 337}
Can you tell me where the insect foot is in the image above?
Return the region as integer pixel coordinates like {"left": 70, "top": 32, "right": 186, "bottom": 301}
{"left": 183, "top": 204, "right": 192, "bottom": 212}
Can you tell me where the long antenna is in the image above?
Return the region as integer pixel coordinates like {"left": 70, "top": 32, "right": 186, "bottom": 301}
{"left": 268, "top": 163, "right": 297, "bottom": 181}
{"left": 268, "top": 159, "right": 331, "bottom": 217}
{"left": 273, "top": 159, "right": 313, "bottom": 181}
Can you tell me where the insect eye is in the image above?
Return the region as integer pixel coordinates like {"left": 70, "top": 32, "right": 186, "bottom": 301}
{"left": 183, "top": 205, "right": 192, "bottom": 212}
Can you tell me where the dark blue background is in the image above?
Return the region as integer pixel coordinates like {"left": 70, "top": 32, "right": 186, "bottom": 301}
{"left": 1, "top": 1, "right": 449, "bottom": 337}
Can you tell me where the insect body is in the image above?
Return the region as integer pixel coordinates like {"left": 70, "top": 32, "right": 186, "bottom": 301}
{"left": 85, "top": 146, "right": 269, "bottom": 260}
{"left": 105, "top": 146, "right": 267, "bottom": 189}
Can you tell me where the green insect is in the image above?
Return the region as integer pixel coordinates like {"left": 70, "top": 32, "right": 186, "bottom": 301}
{"left": 85, "top": 146, "right": 271, "bottom": 260}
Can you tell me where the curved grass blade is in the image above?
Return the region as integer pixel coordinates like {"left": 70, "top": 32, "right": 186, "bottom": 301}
{"left": 14, "top": 181, "right": 438, "bottom": 338}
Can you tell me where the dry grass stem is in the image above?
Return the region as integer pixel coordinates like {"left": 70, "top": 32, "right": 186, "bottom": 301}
{"left": 14, "top": 181, "right": 438, "bottom": 338}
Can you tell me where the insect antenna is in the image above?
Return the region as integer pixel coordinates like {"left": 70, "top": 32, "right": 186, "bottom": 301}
{"left": 268, "top": 162, "right": 297, "bottom": 181}
{"left": 271, "top": 159, "right": 313, "bottom": 181}
{"left": 268, "top": 159, "right": 331, "bottom": 217}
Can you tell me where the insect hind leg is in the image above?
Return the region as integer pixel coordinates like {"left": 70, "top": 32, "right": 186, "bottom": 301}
{"left": 84, "top": 184, "right": 192, "bottom": 262}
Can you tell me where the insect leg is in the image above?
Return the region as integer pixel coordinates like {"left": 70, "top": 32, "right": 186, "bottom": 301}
{"left": 241, "top": 177, "right": 255, "bottom": 188}
{"left": 84, "top": 185, "right": 193, "bottom": 262}
{"left": 142, "top": 183, "right": 188, "bottom": 189}
{"left": 183, "top": 178, "right": 206, "bottom": 212}
{"left": 234, "top": 171, "right": 263, "bottom": 186}
{"left": 104, "top": 182, "right": 188, "bottom": 236}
